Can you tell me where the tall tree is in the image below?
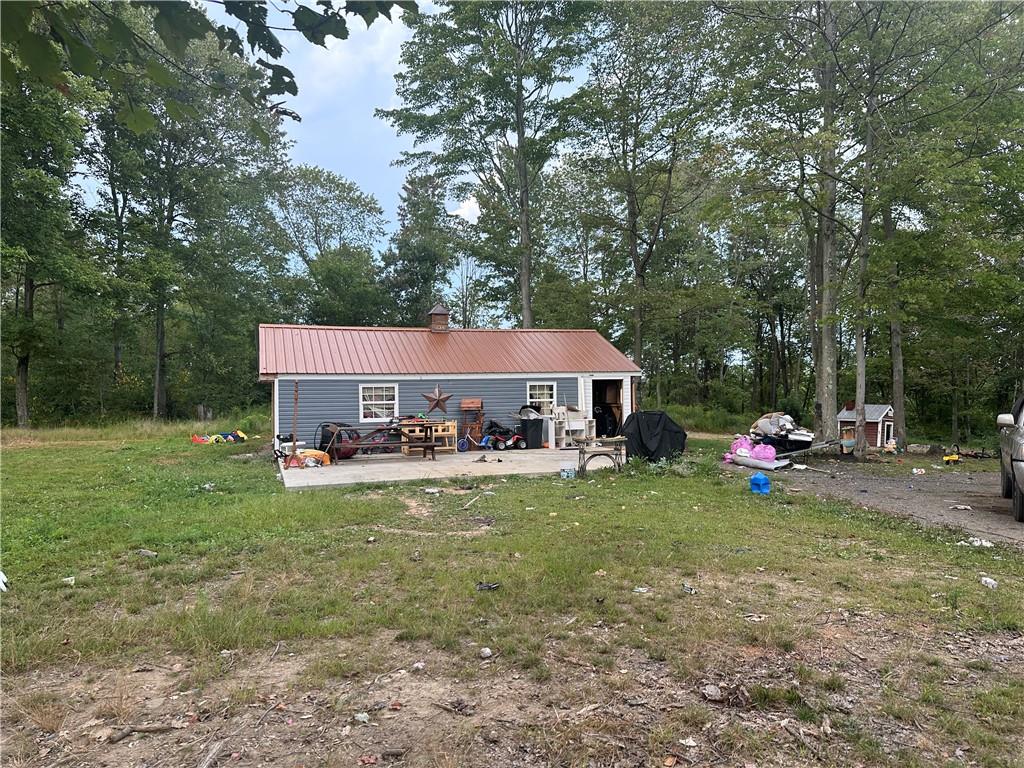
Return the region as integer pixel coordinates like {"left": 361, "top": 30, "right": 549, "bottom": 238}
{"left": 275, "top": 165, "right": 386, "bottom": 264}
{"left": 1, "top": 70, "right": 93, "bottom": 426}
{"left": 573, "top": 1, "right": 719, "bottom": 379}
{"left": 380, "top": 1, "right": 588, "bottom": 327}
{"left": 382, "top": 174, "right": 454, "bottom": 326}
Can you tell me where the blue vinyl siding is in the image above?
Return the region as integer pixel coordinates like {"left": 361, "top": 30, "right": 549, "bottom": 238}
{"left": 277, "top": 376, "right": 578, "bottom": 445}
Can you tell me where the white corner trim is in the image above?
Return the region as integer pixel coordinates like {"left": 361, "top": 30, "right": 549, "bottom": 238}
{"left": 273, "top": 378, "right": 279, "bottom": 446}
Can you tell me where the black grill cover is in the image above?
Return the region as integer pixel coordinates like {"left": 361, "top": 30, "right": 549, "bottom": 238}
{"left": 620, "top": 411, "right": 687, "bottom": 461}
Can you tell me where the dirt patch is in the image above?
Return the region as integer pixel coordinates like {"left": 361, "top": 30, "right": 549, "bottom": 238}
{"left": 370, "top": 525, "right": 489, "bottom": 539}
{"left": 4, "top": 620, "right": 1021, "bottom": 768}
{"left": 401, "top": 496, "right": 434, "bottom": 518}
{"left": 763, "top": 461, "right": 1023, "bottom": 547}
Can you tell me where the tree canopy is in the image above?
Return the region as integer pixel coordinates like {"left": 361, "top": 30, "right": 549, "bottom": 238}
{"left": 2, "top": 0, "right": 1021, "bottom": 445}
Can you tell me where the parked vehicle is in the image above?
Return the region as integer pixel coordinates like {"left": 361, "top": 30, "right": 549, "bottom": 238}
{"left": 483, "top": 420, "right": 527, "bottom": 450}
{"left": 997, "top": 395, "right": 1024, "bottom": 522}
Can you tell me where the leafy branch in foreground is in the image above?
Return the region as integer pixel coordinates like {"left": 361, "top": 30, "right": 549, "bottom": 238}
{"left": 0, "top": 0, "right": 416, "bottom": 131}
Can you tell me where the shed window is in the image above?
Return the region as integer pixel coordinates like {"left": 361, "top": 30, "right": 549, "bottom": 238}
{"left": 360, "top": 384, "right": 398, "bottom": 422}
{"left": 527, "top": 382, "right": 556, "bottom": 415}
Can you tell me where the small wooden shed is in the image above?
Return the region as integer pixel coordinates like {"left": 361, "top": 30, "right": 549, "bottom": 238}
{"left": 837, "top": 402, "right": 895, "bottom": 448}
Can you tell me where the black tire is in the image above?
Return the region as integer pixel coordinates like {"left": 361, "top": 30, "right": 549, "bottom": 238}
{"left": 516, "top": 439, "right": 527, "bottom": 449}
{"left": 495, "top": 440, "right": 507, "bottom": 451}
{"left": 1001, "top": 466, "right": 1014, "bottom": 499}
{"left": 1014, "top": 479, "right": 1024, "bottom": 523}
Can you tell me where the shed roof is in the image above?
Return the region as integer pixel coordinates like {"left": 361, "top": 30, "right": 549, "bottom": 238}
{"left": 837, "top": 404, "right": 893, "bottom": 422}
{"left": 258, "top": 324, "right": 641, "bottom": 378}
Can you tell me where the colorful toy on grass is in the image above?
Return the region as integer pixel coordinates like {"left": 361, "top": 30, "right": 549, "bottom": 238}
{"left": 191, "top": 430, "right": 247, "bottom": 444}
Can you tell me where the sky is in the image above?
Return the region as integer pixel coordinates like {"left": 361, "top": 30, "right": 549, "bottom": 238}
{"left": 223, "top": 4, "right": 481, "bottom": 236}
{"left": 274, "top": 9, "right": 414, "bottom": 231}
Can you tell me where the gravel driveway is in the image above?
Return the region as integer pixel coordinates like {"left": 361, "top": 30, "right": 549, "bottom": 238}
{"left": 772, "top": 460, "right": 1023, "bottom": 547}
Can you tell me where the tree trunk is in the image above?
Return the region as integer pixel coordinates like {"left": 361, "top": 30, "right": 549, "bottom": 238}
{"left": 514, "top": 71, "right": 533, "bottom": 328}
{"left": 627, "top": 187, "right": 644, "bottom": 370}
{"left": 812, "top": 2, "right": 839, "bottom": 443}
{"left": 884, "top": 208, "right": 907, "bottom": 448}
{"left": 152, "top": 297, "right": 168, "bottom": 419}
{"left": 632, "top": 274, "right": 645, "bottom": 376}
{"left": 853, "top": 120, "right": 874, "bottom": 457}
{"left": 15, "top": 355, "right": 31, "bottom": 428}
{"left": 15, "top": 274, "right": 36, "bottom": 427}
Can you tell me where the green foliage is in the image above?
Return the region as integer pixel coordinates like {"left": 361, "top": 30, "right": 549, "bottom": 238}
{"left": 2, "top": 0, "right": 413, "bottom": 130}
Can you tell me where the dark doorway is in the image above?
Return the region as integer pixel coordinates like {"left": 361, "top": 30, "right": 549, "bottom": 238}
{"left": 592, "top": 379, "right": 623, "bottom": 437}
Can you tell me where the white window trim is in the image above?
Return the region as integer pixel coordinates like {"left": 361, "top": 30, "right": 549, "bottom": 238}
{"left": 883, "top": 421, "right": 894, "bottom": 446}
{"left": 359, "top": 382, "right": 399, "bottom": 424}
{"left": 527, "top": 381, "right": 557, "bottom": 415}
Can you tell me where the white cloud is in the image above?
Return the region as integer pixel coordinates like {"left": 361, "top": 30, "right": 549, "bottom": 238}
{"left": 288, "top": 8, "right": 412, "bottom": 118}
{"left": 450, "top": 196, "right": 480, "bottom": 224}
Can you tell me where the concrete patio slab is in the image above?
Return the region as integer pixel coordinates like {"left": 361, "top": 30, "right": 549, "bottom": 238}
{"left": 279, "top": 448, "right": 585, "bottom": 490}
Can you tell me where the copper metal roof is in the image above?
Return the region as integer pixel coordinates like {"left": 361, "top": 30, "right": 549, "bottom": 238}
{"left": 258, "top": 324, "right": 640, "bottom": 378}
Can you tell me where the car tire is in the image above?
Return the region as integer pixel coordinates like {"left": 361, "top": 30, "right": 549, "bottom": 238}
{"left": 1001, "top": 466, "right": 1013, "bottom": 499}
{"left": 495, "top": 440, "right": 507, "bottom": 451}
{"left": 1014, "top": 479, "right": 1024, "bottom": 523}
{"left": 516, "top": 439, "right": 527, "bottom": 449}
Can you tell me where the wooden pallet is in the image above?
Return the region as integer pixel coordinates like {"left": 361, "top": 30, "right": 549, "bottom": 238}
{"left": 400, "top": 420, "right": 457, "bottom": 454}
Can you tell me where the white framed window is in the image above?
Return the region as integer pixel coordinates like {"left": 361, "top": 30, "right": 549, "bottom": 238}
{"left": 883, "top": 421, "right": 894, "bottom": 445}
{"left": 359, "top": 383, "right": 398, "bottom": 422}
{"left": 527, "top": 382, "right": 556, "bottom": 415}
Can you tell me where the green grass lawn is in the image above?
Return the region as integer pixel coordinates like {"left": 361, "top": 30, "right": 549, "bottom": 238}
{"left": 2, "top": 422, "right": 1022, "bottom": 767}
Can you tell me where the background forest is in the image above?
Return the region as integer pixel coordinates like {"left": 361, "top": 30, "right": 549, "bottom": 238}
{"left": 2, "top": 1, "right": 1022, "bottom": 446}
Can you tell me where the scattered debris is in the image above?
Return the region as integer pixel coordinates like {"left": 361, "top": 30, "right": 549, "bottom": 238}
{"left": 197, "top": 740, "right": 226, "bottom": 768}
{"left": 912, "top": 468, "right": 926, "bottom": 475}
{"left": 434, "top": 698, "right": 476, "bottom": 715}
{"left": 470, "top": 515, "right": 495, "bottom": 527}
{"left": 743, "top": 613, "right": 768, "bottom": 623}
{"left": 700, "top": 684, "right": 724, "bottom": 702}
{"left": 422, "top": 487, "right": 442, "bottom": 495}
{"left": 949, "top": 504, "right": 973, "bottom": 511}
{"left": 681, "top": 583, "right": 698, "bottom": 595}
{"left": 201, "top": 482, "right": 216, "bottom": 492}
{"left": 474, "top": 455, "right": 488, "bottom": 463}
{"left": 593, "top": 569, "right": 607, "bottom": 577}
{"left": 475, "top": 582, "right": 500, "bottom": 591}
{"left": 0, "top": 569, "right": 7, "bottom": 592}
{"left": 633, "top": 586, "right": 651, "bottom": 594}
{"left": 358, "top": 756, "right": 378, "bottom": 766}
{"left": 957, "top": 537, "right": 993, "bottom": 548}
{"left": 62, "top": 576, "right": 75, "bottom": 586}
{"left": 366, "top": 536, "right": 377, "bottom": 544}
{"left": 980, "top": 576, "right": 998, "bottom": 590}
{"left": 410, "top": 550, "right": 422, "bottom": 562}
{"left": 136, "top": 548, "right": 158, "bottom": 558}
{"left": 381, "top": 747, "right": 408, "bottom": 759}
{"left": 354, "top": 712, "right": 371, "bottom": 724}
{"left": 479, "top": 647, "right": 493, "bottom": 659}
{"left": 106, "top": 722, "right": 180, "bottom": 743}
{"left": 483, "top": 729, "right": 500, "bottom": 744}
{"left": 679, "top": 737, "right": 698, "bottom": 748}
{"left": 461, "top": 495, "right": 481, "bottom": 510}
{"left": 411, "top": 661, "right": 426, "bottom": 673}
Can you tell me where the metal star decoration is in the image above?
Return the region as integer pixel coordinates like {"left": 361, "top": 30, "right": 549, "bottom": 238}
{"left": 421, "top": 384, "right": 452, "bottom": 414}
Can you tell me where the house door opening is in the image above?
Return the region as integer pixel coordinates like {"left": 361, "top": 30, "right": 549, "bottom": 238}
{"left": 592, "top": 379, "right": 623, "bottom": 437}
